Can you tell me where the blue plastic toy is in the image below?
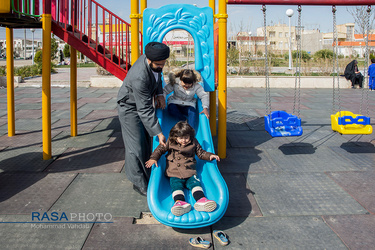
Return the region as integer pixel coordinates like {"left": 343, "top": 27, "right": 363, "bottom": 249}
{"left": 143, "top": 4, "right": 229, "bottom": 229}
{"left": 265, "top": 110, "right": 303, "bottom": 137}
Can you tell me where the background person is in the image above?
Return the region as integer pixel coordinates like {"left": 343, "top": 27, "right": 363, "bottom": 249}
{"left": 344, "top": 60, "right": 363, "bottom": 89}
{"left": 368, "top": 58, "right": 375, "bottom": 91}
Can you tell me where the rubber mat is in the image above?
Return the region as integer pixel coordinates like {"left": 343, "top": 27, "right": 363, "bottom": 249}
{"left": 50, "top": 173, "right": 148, "bottom": 218}
{"left": 0, "top": 130, "right": 61, "bottom": 148}
{"left": 51, "top": 130, "right": 113, "bottom": 148}
{"left": 83, "top": 217, "right": 211, "bottom": 250}
{"left": 247, "top": 172, "right": 368, "bottom": 216}
{"left": 326, "top": 171, "right": 375, "bottom": 213}
{"left": 0, "top": 215, "right": 91, "bottom": 249}
{"left": 84, "top": 110, "right": 119, "bottom": 120}
{"left": 46, "top": 146, "right": 124, "bottom": 173}
{"left": 222, "top": 173, "right": 261, "bottom": 217}
{"left": 0, "top": 147, "right": 57, "bottom": 172}
{"left": 266, "top": 146, "right": 358, "bottom": 172}
{"left": 323, "top": 215, "right": 375, "bottom": 250}
{"left": 51, "top": 109, "right": 92, "bottom": 120}
{"left": 213, "top": 216, "right": 346, "bottom": 249}
{"left": 218, "top": 147, "right": 279, "bottom": 174}
{"left": 0, "top": 173, "right": 76, "bottom": 214}
{"left": 51, "top": 119, "right": 102, "bottom": 133}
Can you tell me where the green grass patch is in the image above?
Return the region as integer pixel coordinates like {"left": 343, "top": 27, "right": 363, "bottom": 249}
{"left": 56, "top": 62, "right": 96, "bottom": 68}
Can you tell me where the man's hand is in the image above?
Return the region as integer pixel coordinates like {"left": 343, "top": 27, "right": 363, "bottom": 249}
{"left": 155, "top": 95, "right": 166, "bottom": 109}
{"left": 145, "top": 159, "right": 158, "bottom": 168}
{"left": 157, "top": 133, "right": 167, "bottom": 147}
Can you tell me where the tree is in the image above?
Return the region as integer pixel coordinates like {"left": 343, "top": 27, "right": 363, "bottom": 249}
{"left": 34, "top": 50, "right": 42, "bottom": 64}
{"left": 51, "top": 35, "right": 58, "bottom": 60}
{"left": 290, "top": 50, "right": 311, "bottom": 62}
{"left": 347, "top": 6, "right": 374, "bottom": 37}
{"left": 63, "top": 44, "right": 70, "bottom": 58}
{"left": 314, "top": 49, "right": 334, "bottom": 60}
{"left": 227, "top": 47, "right": 239, "bottom": 66}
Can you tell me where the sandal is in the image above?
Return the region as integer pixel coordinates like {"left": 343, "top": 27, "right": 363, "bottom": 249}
{"left": 189, "top": 236, "right": 211, "bottom": 249}
{"left": 213, "top": 230, "right": 229, "bottom": 246}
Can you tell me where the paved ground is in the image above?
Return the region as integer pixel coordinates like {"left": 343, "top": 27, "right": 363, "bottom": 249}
{"left": 0, "top": 75, "right": 375, "bottom": 249}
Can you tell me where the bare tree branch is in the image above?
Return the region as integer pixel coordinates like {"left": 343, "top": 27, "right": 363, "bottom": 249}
{"left": 347, "top": 6, "right": 374, "bottom": 35}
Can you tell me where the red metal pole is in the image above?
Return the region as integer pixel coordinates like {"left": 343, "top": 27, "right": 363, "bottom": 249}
{"left": 227, "top": 0, "right": 373, "bottom": 5}
{"left": 109, "top": 13, "right": 113, "bottom": 61}
{"left": 51, "top": 0, "right": 56, "bottom": 20}
{"left": 43, "top": 0, "right": 51, "bottom": 14}
{"left": 88, "top": 0, "right": 92, "bottom": 47}
{"left": 95, "top": 4, "right": 98, "bottom": 52}
{"left": 35, "top": 0, "right": 40, "bottom": 15}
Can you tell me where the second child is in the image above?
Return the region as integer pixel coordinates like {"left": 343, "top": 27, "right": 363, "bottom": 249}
{"left": 164, "top": 69, "right": 209, "bottom": 127}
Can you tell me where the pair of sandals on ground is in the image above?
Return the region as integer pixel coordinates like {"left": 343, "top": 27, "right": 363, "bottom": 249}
{"left": 189, "top": 230, "right": 229, "bottom": 248}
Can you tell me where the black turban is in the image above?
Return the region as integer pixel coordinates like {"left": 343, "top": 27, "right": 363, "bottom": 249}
{"left": 145, "top": 42, "right": 170, "bottom": 61}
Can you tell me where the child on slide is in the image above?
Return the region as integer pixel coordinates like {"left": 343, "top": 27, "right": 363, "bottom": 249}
{"left": 164, "top": 69, "right": 209, "bottom": 127}
{"left": 145, "top": 121, "right": 220, "bottom": 216}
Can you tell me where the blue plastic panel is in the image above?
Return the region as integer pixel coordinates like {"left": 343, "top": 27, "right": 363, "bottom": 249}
{"left": 143, "top": 4, "right": 215, "bottom": 92}
{"left": 338, "top": 115, "right": 371, "bottom": 126}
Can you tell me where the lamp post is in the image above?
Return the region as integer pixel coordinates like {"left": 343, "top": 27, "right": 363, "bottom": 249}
{"left": 286, "top": 9, "right": 294, "bottom": 70}
{"left": 30, "top": 28, "right": 35, "bottom": 65}
{"left": 24, "top": 29, "right": 27, "bottom": 60}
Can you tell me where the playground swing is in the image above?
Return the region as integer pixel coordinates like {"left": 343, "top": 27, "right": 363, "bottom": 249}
{"left": 263, "top": 5, "right": 303, "bottom": 137}
{"left": 330, "top": 5, "right": 373, "bottom": 135}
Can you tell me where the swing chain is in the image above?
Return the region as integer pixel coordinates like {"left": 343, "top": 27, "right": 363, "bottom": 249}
{"left": 293, "top": 5, "right": 302, "bottom": 117}
{"left": 263, "top": 5, "right": 271, "bottom": 116}
{"left": 332, "top": 6, "right": 341, "bottom": 115}
{"left": 361, "top": 5, "right": 371, "bottom": 117}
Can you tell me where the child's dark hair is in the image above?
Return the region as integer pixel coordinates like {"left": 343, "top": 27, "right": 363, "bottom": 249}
{"left": 169, "top": 121, "right": 195, "bottom": 144}
{"left": 176, "top": 69, "right": 197, "bottom": 85}
{"left": 168, "top": 69, "right": 201, "bottom": 86}
{"left": 371, "top": 58, "right": 375, "bottom": 63}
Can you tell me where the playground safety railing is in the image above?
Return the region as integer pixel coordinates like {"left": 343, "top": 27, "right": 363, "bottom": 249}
{"left": 50, "top": 0, "right": 137, "bottom": 72}
{"left": 11, "top": 0, "right": 40, "bottom": 17}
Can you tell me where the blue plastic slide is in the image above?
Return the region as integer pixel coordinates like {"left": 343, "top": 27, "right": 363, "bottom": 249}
{"left": 147, "top": 100, "right": 229, "bottom": 229}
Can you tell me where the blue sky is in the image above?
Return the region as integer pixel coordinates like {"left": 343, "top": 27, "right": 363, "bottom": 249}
{"left": 0, "top": 1, "right": 362, "bottom": 40}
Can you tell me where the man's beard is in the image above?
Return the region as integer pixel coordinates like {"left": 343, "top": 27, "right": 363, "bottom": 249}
{"left": 149, "top": 63, "right": 163, "bottom": 73}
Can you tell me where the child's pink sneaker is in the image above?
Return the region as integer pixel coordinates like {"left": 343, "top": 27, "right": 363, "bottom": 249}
{"left": 194, "top": 197, "right": 217, "bottom": 212}
{"left": 171, "top": 200, "right": 191, "bottom": 216}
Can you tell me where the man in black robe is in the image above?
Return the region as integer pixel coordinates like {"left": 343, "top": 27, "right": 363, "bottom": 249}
{"left": 117, "top": 42, "right": 170, "bottom": 196}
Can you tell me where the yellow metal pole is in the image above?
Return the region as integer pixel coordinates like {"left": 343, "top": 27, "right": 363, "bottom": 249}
{"left": 70, "top": 47, "right": 77, "bottom": 137}
{"left": 6, "top": 28, "right": 15, "bottom": 137}
{"left": 42, "top": 14, "right": 52, "bottom": 160}
{"left": 140, "top": 0, "right": 147, "bottom": 48}
{"left": 209, "top": 0, "right": 217, "bottom": 136}
{"left": 217, "top": 0, "right": 227, "bottom": 159}
{"left": 130, "top": 0, "right": 140, "bottom": 64}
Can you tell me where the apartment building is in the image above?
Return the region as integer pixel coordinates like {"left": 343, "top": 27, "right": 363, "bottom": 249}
{"left": 257, "top": 23, "right": 296, "bottom": 55}
{"left": 0, "top": 38, "right": 42, "bottom": 58}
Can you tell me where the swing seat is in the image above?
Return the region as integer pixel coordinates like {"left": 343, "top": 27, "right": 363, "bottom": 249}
{"left": 264, "top": 110, "right": 303, "bottom": 137}
{"left": 331, "top": 111, "right": 372, "bottom": 134}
